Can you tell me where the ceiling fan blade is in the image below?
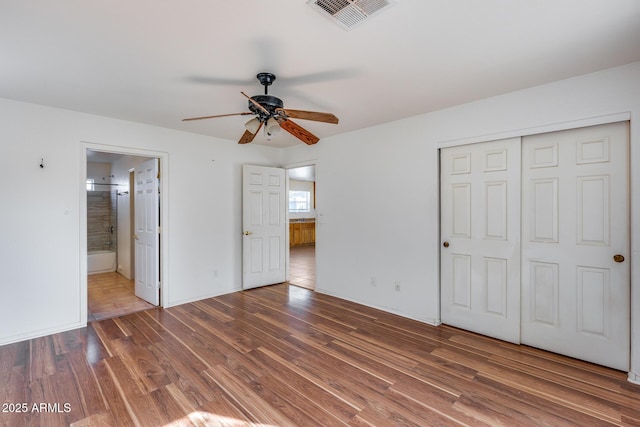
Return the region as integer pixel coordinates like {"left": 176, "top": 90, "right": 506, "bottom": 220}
{"left": 240, "top": 91, "right": 270, "bottom": 115}
{"left": 278, "top": 119, "right": 320, "bottom": 145}
{"left": 238, "top": 130, "right": 256, "bottom": 145}
{"left": 182, "top": 112, "right": 253, "bottom": 122}
{"left": 238, "top": 122, "right": 263, "bottom": 144}
{"left": 279, "top": 109, "right": 339, "bottom": 124}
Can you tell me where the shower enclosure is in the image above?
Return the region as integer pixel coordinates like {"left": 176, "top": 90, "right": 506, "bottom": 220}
{"left": 87, "top": 182, "right": 118, "bottom": 274}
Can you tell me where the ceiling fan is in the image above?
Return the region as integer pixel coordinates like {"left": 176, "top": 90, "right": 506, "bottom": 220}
{"left": 182, "top": 72, "right": 339, "bottom": 145}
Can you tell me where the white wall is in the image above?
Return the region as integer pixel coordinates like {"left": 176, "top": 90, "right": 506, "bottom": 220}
{"left": 281, "top": 62, "right": 640, "bottom": 380}
{"left": 0, "top": 98, "right": 281, "bottom": 345}
{"left": 86, "top": 162, "right": 111, "bottom": 183}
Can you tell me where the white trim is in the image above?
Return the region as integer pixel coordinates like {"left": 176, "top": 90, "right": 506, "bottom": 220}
{"left": 284, "top": 159, "right": 319, "bottom": 170}
{"left": 435, "top": 145, "right": 442, "bottom": 324}
{"left": 0, "top": 321, "right": 88, "bottom": 346}
{"left": 167, "top": 287, "right": 239, "bottom": 307}
{"left": 316, "top": 288, "right": 440, "bottom": 326}
{"left": 79, "top": 149, "right": 88, "bottom": 324}
{"left": 436, "top": 112, "right": 631, "bottom": 149}
{"left": 284, "top": 169, "right": 290, "bottom": 282}
{"left": 80, "top": 142, "right": 170, "bottom": 318}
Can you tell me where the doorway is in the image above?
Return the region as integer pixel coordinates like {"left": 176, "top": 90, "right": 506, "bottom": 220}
{"left": 287, "top": 164, "right": 317, "bottom": 290}
{"left": 81, "top": 144, "right": 168, "bottom": 323}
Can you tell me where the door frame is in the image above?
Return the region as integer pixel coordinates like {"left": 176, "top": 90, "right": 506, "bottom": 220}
{"left": 284, "top": 159, "right": 319, "bottom": 288}
{"left": 436, "top": 112, "right": 637, "bottom": 380}
{"left": 80, "top": 142, "right": 169, "bottom": 323}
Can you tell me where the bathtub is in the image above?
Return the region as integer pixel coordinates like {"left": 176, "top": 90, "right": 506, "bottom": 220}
{"left": 88, "top": 250, "right": 116, "bottom": 274}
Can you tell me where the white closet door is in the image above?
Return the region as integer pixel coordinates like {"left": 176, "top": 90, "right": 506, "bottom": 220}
{"left": 521, "top": 122, "right": 630, "bottom": 370}
{"left": 440, "top": 138, "right": 521, "bottom": 343}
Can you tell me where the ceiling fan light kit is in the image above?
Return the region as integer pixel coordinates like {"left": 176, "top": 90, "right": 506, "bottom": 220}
{"left": 244, "top": 117, "right": 261, "bottom": 134}
{"left": 183, "top": 72, "right": 339, "bottom": 145}
{"left": 265, "top": 117, "right": 280, "bottom": 136}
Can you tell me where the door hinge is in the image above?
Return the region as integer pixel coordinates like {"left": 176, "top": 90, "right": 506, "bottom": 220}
{"left": 157, "top": 226, "right": 161, "bottom": 234}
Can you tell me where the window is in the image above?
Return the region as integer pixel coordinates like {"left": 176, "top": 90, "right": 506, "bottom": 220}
{"left": 289, "top": 190, "right": 311, "bottom": 212}
{"left": 86, "top": 179, "right": 95, "bottom": 191}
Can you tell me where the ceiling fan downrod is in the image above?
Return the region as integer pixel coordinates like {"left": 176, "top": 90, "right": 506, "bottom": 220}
{"left": 256, "top": 72, "right": 276, "bottom": 95}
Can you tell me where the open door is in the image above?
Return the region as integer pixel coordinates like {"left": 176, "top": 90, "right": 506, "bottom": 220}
{"left": 134, "top": 158, "right": 160, "bottom": 305}
{"left": 242, "top": 165, "right": 286, "bottom": 289}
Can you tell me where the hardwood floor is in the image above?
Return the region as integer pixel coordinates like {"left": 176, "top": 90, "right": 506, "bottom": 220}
{"left": 1, "top": 283, "right": 639, "bottom": 426}
{"left": 289, "top": 245, "right": 315, "bottom": 290}
{"left": 88, "top": 272, "right": 155, "bottom": 321}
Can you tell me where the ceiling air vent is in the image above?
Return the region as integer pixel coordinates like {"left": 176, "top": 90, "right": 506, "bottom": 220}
{"left": 308, "top": 0, "right": 398, "bottom": 30}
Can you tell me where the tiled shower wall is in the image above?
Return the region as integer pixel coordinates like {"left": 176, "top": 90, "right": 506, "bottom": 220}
{"left": 87, "top": 190, "right": 117, "bottom": 252}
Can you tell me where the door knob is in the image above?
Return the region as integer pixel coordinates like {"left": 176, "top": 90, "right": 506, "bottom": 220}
{"left": 243, "top": 231, "right": 253, "bottom": 236}
{"left": 613, "top": 254, "right": 625, "bottom": 263}
{"left": 443, "top": 241, "right": 450, "bottom": 248}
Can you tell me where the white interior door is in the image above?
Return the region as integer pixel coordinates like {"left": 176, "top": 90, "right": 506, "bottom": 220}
{"left": 134, "top": 158, "right": 160, "bottom": 305}
{"left": 521, "top": 122, "right": 630, "bottom": 370}
{"left": 440, "top": 138, "right": 521, "bottom": 343}
{"left": 242, "top": 165, "right": 286, "bottom": 289}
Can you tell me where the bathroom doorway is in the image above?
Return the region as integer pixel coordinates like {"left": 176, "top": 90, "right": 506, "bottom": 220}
{"left": 287, "top": 163, "right": 317, "bottom": 290}
{"left": 83, "top": 147, "right": 165, "bottom": 321}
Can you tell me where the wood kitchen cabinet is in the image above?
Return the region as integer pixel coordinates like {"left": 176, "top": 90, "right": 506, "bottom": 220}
{"left": 290, "top": 221, "right": 315, "bottom": 246}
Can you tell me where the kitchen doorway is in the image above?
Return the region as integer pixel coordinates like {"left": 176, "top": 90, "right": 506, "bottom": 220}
{"left": 287, "top": 163, "right": 317, "bottom": 290}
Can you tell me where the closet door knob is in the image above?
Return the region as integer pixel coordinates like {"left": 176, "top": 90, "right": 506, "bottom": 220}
{"left": 443, "top": 241, "right": 450, "bottom": 248}
{"left": 613, "top": 254, "right": 625, "bottom": 263}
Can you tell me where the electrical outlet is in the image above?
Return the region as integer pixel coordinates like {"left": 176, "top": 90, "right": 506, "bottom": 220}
{"left": 394, "top": 281, "right": 401, "bottom": 291}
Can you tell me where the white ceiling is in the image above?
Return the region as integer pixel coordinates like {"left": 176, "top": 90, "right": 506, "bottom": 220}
{"left": 1, "top": 1, "right": 639, "bottom": 148}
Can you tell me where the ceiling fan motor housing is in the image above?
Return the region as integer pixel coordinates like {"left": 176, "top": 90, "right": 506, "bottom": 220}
{"left": 249, "top": 95, "right": 284, "bottom": 118}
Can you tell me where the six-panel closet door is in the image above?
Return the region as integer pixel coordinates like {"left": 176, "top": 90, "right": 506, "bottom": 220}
{"left": 440, "top": 122, "right": 630, "bottom": 371}
{"left": 520, "top": 122, "right": 630, "bottom": 371}
{"left": 440, "top": 137, "right": 522, "bottom": 344}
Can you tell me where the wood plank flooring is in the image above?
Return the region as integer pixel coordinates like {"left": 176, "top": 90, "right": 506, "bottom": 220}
{"left": 88, "top": 272, "right": 155, "bottom": 322}
{"left": 1, "top": 283, "right": 639, "bottom": 426}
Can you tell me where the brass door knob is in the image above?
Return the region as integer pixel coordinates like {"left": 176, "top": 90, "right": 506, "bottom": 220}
{"left": 443, "top": 241, "right": 450, "bottom": 248}
{"left": 243, "top": 231, "right": 253, "bottom": 236}
{"left": 613, "top": 254, "right": 625, "bottom": 263}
